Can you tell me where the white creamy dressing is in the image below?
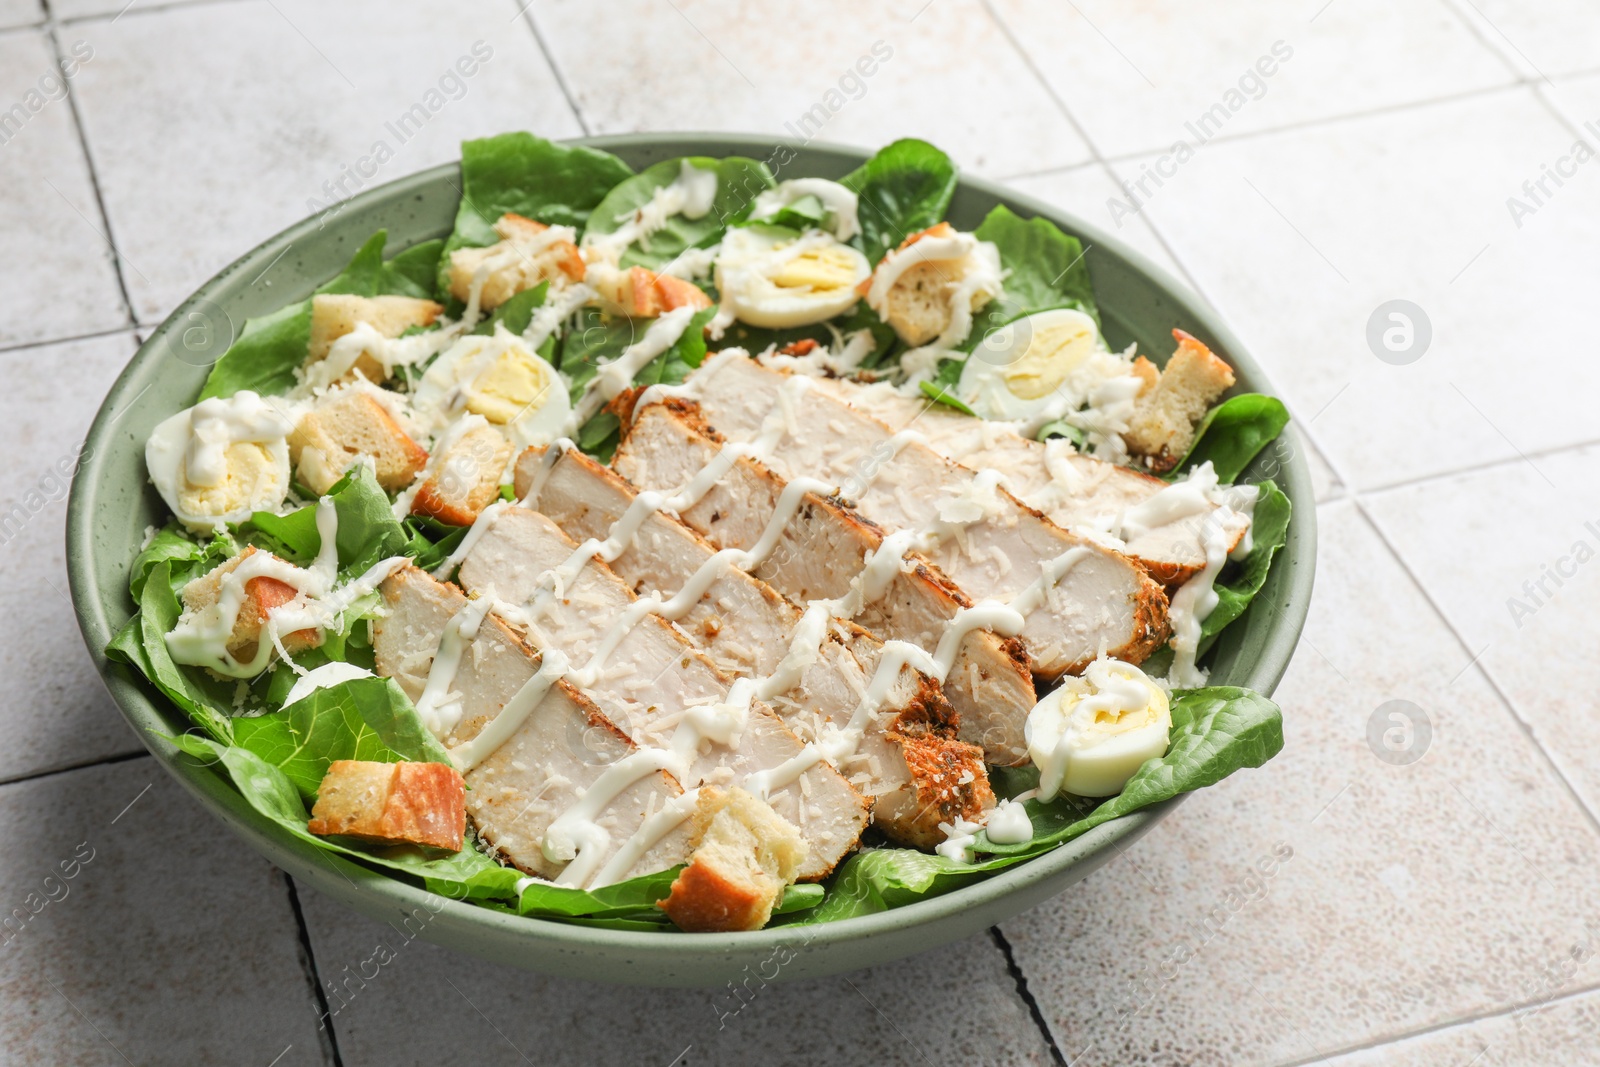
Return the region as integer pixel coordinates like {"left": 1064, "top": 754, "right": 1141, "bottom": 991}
{"left": 166, "top": 498, "right": 408, "bottom": 677}
{"left": 522, "top": 282, "right": 597, "bottom": 355}
{"left": 412, "top": 592, "right": 497, "bottom": 737}
{"left": 145, "top": 392, "right": 296, "bottom": 531}
{"left": 583, "top": 160, "right": 717, "bottom": 264}
{"left": 446, "top": 647, "right": 571, "bottom": 774}
{"left": 749, "top": 178, "right": 861, "bottom": 241}
{"left": 983, "top": 798, "right": 1033, "bottom": 844}
{"left": 569, "top": 304, "right": 700, "bottom": 427}
{"left": 935, "top": 815, "right": 983, "bottom": 863}
{"left": 304, "top": 320, "right": 462, "bottom": 392}
{"left": 1165, "top": 518, "right": 1230, "bottom": 689}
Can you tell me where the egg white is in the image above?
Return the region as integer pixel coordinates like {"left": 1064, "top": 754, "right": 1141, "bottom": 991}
{"left": 714, "top": 226, "right": 870, "bottom": 329}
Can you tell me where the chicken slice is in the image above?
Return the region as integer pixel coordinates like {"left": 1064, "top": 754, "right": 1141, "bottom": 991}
{"left": 455, "top": 508, "right": 870, "bottom": 879}
{"left": 613, "top": 400, "right": 1038, "bottom": 765}
{"left": 808, "top": 376, "right": 1249, "bottom": 587}
{"left": 372, "top": 565, "right": 693, "bottom": 886}
{"left": 666, "top": 353, "right": 1171, "bottom": 676}
{"left": 513, "top": 444, "right": 993, "bottom": 843}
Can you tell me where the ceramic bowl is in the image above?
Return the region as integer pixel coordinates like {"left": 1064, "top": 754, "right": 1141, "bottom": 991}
{"left": 67, "top": 133, "right": 1316, "bottom": 987}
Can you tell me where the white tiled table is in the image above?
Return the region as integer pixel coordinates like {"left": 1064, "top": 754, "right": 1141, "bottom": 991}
{"left": 4, "top": 1, "right": 1596, "bottom": 1063}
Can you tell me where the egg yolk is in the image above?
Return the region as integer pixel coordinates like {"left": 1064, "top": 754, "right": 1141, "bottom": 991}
{"left": 467, "top": 348, "right": 554, "bottom": 424}
{"left": 178, "top": 442, "right": 281, "bottom": 516}
{"left": 1000, "top": 321, "right": 1098, "bottom": 400}
{"left": 768, "top": 246, "right": 861, "bottom": 292}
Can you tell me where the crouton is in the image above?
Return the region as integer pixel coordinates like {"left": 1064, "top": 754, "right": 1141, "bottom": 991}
{"left": 410, "top": 419, "right": 511, "bottom": 526}
{"left": 862, "top": 223, "right": 999, "bottom": 347}
{"left": 657, "top": 787, "right": 807, "bottom": 932}
{"left": 289, "top": 390, "right": 429, "bottom": 495}
{"left": 1124, "top": 330, "right": 1237, "bottom": 472}
{"left": 446, "top": 213, "right": 586, "bottom": 311}
{"left": 308, "top": 294, "right": 443, "bottom": 384}
{"left": 180, "top": 547, "right": 320, "bottom": 663}
{"left": 1130, "top": 354, "right": 1160, "bottom": 395}
{"left": 308, "top": 760, "right": 466, "bottom": 851}
{"left": 597, "top": 266, "right": 713, "bottom": 318}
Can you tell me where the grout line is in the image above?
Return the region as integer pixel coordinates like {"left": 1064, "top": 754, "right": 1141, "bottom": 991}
{"left": 283, "top": 874, "right": 346, "bottom": 1067}
{"left": 990, "top": 927, "right": 1070, "bottom": 1067}
{"left": 0, "top": 749, "right": 150, "bottom": 790}
{"left": 0, "top": 324, "right": 137, "bottom": 356}
{"left": 39, "top": 0, "right": 141, "bottom": 331}
{"left": 977, "top": 0, "right": 1209, "bottom": 297}
{"left": 510, "top": 0, "right": 591, "bottom": 137}
{"left": 1362, "top": 434, "right": 1600, "bottom": 498}
{"left": 1437, "top": 0, "right": 1532, "bottom": 84}
{"left": 58, "top": 0, "right": 242, "bottom": 26}
{"left": 1269, "top": 975, "right": 1600, "bottom": 1067}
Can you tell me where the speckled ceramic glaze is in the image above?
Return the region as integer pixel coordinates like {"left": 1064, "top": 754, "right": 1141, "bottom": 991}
{"left": 66, "top": 134, "right": 1315, "bottom": 988}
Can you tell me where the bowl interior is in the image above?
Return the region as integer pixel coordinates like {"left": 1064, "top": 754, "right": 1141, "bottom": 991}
{"left": 67, "top": 133, "right": 1316, "bottom": 986}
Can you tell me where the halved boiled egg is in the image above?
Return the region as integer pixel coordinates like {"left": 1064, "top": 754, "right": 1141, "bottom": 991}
{"left": 956, "top": 307, "right": 1107, "bottom": 421}
{"left": 146, "top": 391, "right": 294, "bottom": 533}
{"left": 715, "top": 226, "right": 870, "bottom": 329}
{"left": 414, "top": 327, "right": 572, "bottom": 449}
{"left": 1025, "top": 657, "right": 1170, "bottom": 799}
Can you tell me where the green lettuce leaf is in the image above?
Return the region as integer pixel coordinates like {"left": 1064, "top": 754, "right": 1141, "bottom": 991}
{"left": 199, "top": 230, "right": 443, "bottom": 401}
{"left": 128, "top": 523, "right": 238, "bottom": 600}
{"left": 804, "top": 685, "right": 1283, "bottom": 922}
{"left": 583, "top": 156, "right": 775, "bottom": 270}
{"left": 966, "top": 203, "right": 1100, "bottom": 349}
{"left": 236, "top": 465, "right": 410, "bottom": 576}
{"left": 841, "top": 138, "right": 958, "bottom": 266}
{"left": 1198, "top": 482, "right": 1292, "bottom": 654}
{"left": 1171, "top": 394, "right": 1291, "bottom": 483}
{"left": 232, "top": 675, "right": 450, "bottom": 797}
{"left": 440, "top": 132, "right": 633, "bottom": 294}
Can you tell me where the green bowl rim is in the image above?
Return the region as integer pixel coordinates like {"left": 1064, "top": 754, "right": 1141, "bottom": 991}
{"left": 66, "top": 131, "right": 1316, "bottom": 967}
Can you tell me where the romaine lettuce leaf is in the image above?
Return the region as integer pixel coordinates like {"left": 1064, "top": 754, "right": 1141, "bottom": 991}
{"left": 583, "top": 156, "right": 775, "bottom": 270}
{"left": 232, "top": 675, "right": 449, "bottom": 798}
{"left": 439, "top": 132, "right": 633, "bottom": 294}
{"left": 803, "top": 686, "right": 1283, "bottom": 922}
{"left": 1171, "top": 393, "right": 1291, "bottom": 483}
{"left": 236, "top": 465, "right": 410, "bottom": 576}
{"left": 198, "top": 230, "right": 442, "bottom": 401}
{"left": 841, "top": 138, "right": 958, "bottom": 266}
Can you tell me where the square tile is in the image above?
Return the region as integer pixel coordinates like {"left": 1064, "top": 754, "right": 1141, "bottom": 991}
{"left": 69, "top": 0, "right": 583, "bottom": 325}
{"left": 1322, "top": 987, "right": 1600, "bottom": 1066}
{"left": 991, "top": 0, "right": 1513, "bottom": 158}
{"left": 530, "top": 0, "right": 1093, "bottom": 179}
{"left": 297, "top": 886, "right": 1055, "bottom": 1065}
{"left": 1115, "top": 88, "right": 1600, "bottom": 491}
{"left": 1365, "top": 443, "right": 1600, "bottom": 818}
{"left": 999, "top": 500, "right": 1600, "bottom": 1066}
{"left": 0, "top": 0, "right": 42, "bottom": 29}
{"left": 0, "top": 758, "right": 327, "bottom": 1065}
{"left": 1449, "top": 0, "right": 1600, "bottom": 81}
{"left": 0, "top": 30, "right": 130, "bottom": 347}
{"left": 0, "top": 332, "right": 147, "bottom": 783}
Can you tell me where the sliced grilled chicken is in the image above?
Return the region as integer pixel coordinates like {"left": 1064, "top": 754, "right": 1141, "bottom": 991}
{"left": 613, "top": 400, "right": 1038, "bottom": 765}
{"left": 455, "top": 507, "right": 870, "bottom": 879}
{"left": 372, "top": 565, "right": 693, "bottom": 886}
{"left": 807, "top": 377, "right": 1249, "bottom": 587}
{"left": 668, "top": 353, "right": 1171, "bottom": 675}
{"left": 512, "top": 444, "right": 993, "bottom": 843}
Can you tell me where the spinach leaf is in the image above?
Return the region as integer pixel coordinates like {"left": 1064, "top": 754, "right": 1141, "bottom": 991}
{"left": 802, "top": 685, "right": 1283, "bottom": 922}
{"left": 1171, "top": 394, "right": 1291, "bottom": 483}
{"left": 919, "top": 380, "right": 977, "bottom": 415}
{"left": 583, "top": 156, "right": 775, "bottom": 270}
{"left": 1198, "top": 482, "right": 1292, "bottom": 654}
{"left": 170, "top": 734, "right": 523, "bottom": 900}
{"left": 841, "top": 138, "right": 958, "bottom": 266}
{"left": 440, "top": 132, "right": 633, "bottom": 293}
{"left": 378, "top": 238, "right": 445, "bottom": 301}
{"left": 967, "top": 203, "right": 1100, "bottom": 348}
{"left": 471, "top": 281, "right": 548, "bottom": 337}
{"left": 199, "top": 230, "right": 440, "bottom": 401}
{"left": 105, "top": 561, "right": 237, "bottom": 743}
{"left": 232, "top": 676, "right": 450, "bottom": 798}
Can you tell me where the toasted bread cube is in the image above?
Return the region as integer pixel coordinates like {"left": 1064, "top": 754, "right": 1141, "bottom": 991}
{"left": 1130, "top": 354, "right": 1160, "bottom": 395}
{"left": 864, "top": 223, "right": 997, "bottom": 347}
{"left": 410, "top": 420, "right": 512, "bottom": 526}
{"left": 308, "top": 760, "right": 466, "bottom": 850}
{"left": 181, "top": 547, "right": 322, "bottom": 663}
{"left": 598, "top": 266, "right": 713, "bottom": 318}
{"left": 289, "top": 390, "right": 429, "bottom": 495}
{"left": 658, "top": 787, "right": 807, "bottom": 933}
{"left": 447, "top": 213, "right": 586, "bottom": 311}
{"left": 308, "top": 294, "right": 443, "bottom": 384}
{"left": 1124, "top": 330, "right": 1237, "bottom": 472}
